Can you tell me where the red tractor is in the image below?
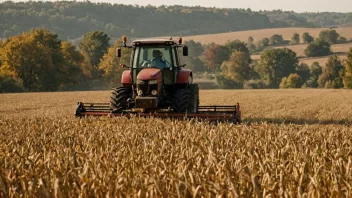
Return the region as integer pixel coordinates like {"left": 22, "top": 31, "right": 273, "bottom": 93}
{"left": 76, "top": 37, "right": 241, "bottom": 124}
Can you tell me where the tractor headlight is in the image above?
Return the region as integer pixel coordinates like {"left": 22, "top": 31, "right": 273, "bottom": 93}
{"left": 137, "top": 89, "right": 143, "bottom": 96}
{"left": 151, "top": 90, "right": 158, "bottom": 96}
{"left": 148, "top": 80, "right": 158, "bottom": 84}
{"left": 137, "top": 80, "right": 145, "bottom": 84}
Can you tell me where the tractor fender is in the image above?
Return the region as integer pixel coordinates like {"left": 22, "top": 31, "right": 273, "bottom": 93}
{"left": 121, "top": 70, "right": 132, "bottom": 87}
{"left": 176, "top": 69, "right": 193, "bottom": 84}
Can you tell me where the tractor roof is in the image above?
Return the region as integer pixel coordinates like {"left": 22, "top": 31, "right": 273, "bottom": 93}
{"left": 132, "top": 39, "right": 176, "bottom": 46}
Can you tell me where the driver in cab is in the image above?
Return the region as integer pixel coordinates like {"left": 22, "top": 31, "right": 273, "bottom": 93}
{"left": 151, "top": 50, "right": 168, "bottom": 69}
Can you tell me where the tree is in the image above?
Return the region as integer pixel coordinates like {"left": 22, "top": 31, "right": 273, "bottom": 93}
{"left": 305, "top": 62, "right": 323, "bottom": 88}
{"left": 79, "top": 31, "right": 110, "bottom": 78}
{"left": 302, "top": 32, "right": 314, "bottom": 43}
{"left": 318, "top": 55, "right": 344, "bottom": 88}
{"left": 183, "top": 56, "right": 208, "bottom": 72}
{"left": 318, "top": 29, "right": 340, "bottom": 44}
{"left": 296, "top": 63, "right": 310, "bottom": 83}
{"left": 304, "top": 40, "right": 331, "bottom": 57}
{"left": 60, "top": 41, "right": 85, "bottom": 86}
{"left": 257, "top": 38, "right": 270, "bottom": 49}
{"left": 291, "top": 33, "right": 300, "bottom": 44}
{"left": 215, "top": 73, "right": 242, "bottom": 89}
{"left": 184, "top": 40, "right": 204, "bottom": 57}
{"left": 269, "top": 34, "right": 284, "bottom": 45}
{"left": 99, "top": 40, "right": 132, "bottom": 86}
{"left": 342, "top": 48, "right": 352, "bottom": 88}
{"left": 224, "top": 39, "right": 251, "bottom": 61}
{"left": 221, "top": 51, "right": 253, "bottom": 84}
{"left": 255, "top": 48, "right": 298, "bottom": 88}
{"left": 280, "top": 74, "right": 302, "bottom": 88}
{"left": 248, "top": 36, "right": 254, "bottom": 43}
{"left": 0, "top": 28, "right": 67, "bottom": 91}
{"left": 203, "top": 43, "right": 229, "bottom": 72}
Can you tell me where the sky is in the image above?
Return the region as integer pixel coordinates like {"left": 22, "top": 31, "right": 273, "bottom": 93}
{"left": 1, "top": 0, "right": 351, "bottom": 12}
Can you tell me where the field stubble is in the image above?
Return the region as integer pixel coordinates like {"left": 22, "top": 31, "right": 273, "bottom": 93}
{"left": 1, "top": 89, "right": 352, "bottom": 197}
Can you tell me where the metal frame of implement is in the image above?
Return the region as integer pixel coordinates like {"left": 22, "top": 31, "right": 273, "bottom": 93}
{"left": 75, "top": 102, "right": 241, "bottom": 124}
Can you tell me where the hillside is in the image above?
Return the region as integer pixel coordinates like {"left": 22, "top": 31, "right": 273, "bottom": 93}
{"left": 183, "top": 27, "right": 352, "bottom": 45}
{"left": 0, "top": 1, "right": 352, "bottom": 40}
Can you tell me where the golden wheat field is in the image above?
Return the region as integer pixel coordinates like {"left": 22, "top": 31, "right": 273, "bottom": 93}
{"left": 1, "top": 89, "right": 352, "bottom": 197}
{"left": 183, "top": 27, "right": 352, "bottom": 45}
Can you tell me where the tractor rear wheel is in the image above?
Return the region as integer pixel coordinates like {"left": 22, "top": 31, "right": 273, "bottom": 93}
{"left": 172, "top": 84, "right": 199, "bottom": 113}
{"left": 110, "top": 87, "right": 131, "bottom": 112}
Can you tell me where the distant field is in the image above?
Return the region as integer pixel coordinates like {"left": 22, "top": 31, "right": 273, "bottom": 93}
{"left": 183, "top": 27, "right": 352, "bottom": 45}
{"left": 250, "top": 42, "right": 351, "bottom": 65}
{"left": 272, "top": 42, "right": 352, "bottom": 57}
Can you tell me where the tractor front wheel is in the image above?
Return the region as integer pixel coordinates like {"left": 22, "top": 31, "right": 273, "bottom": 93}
{"left": 110, "top": 87, "right": 132, "bottom": 112}
{"left": 172, "top": 84, "right": 199, "bottom": 113}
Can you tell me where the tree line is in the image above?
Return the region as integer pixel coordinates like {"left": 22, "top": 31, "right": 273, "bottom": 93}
{"left": 1, "top": 1, "right": 352, "bottom": 40}
{"left": 1, "top": 28, "right": 352, "bottom": 93}
{"left": 0, "top": 28, "right": 129, "bottom": 92}
{"left": 182, "top": 32, "right": 352, "bottom": 89}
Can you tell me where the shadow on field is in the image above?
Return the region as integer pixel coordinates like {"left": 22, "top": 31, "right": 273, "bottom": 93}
{"left": 244, "top": 118, "right": 352, "bottom": 125}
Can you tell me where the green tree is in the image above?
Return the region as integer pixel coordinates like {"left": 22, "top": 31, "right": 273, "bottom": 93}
{"left": 302, "top": 32, "right": 314, "bottom": 43}
{"left": 291, "top": 33, "right": 300, "bottom": 44}
{"left": 183, "top": 56, "right": 208, "bottom": 72}
{"left": 296, "top": 63, "right": 310, "bottom": 83}
{"left": 318, "top": 29, "right": 340, "bottom": 44}
{"left": 248, "top": 36, "right": 254, "bottom": 43}
{"left": 305, "top": 62, "right": 323, "bottom": 88}
{"left": 184, "top": 40, "right": 204, "bottom": 57}
{"left": 304, "top": 40, "right": 331, "bottom": 57}
{"left": 221, "top": 51, "right": 253, "bottom": 84}
{"left": 215, "top": 73, "right": 242, "bottom": 89}
{"left": 224, "top": 39, "right": 251, "bottom": 61}
{"left": 79, "top": 31, "right": 110, "bottom": 78}
{"left": 0, "top": 28, "right": 67, "bottom": 91}
{"left": 318, "top": 55, "right": 344, "bottom": 88}
{"left": 99, "top": 40, "right": 132, "bottom": 86}
{"left": 255, "top": 48, "right": 298, "bottom": 88}
{"left": 269, "top": 34, "right": 284, "bottom": 45}
{"left": 203, "top": 43, "right": 229, "bottom": 72}
{"left": 280, "top": 74, "right": 302, "bottom": 88}
{"left": 342, "top": 48, "right": 352, "bottom": 88}
{"left": 60, "top": 41, "right": 85, "bottom": 86}
{"left": 257, "top": 38, "right": 270, "bottom": 49}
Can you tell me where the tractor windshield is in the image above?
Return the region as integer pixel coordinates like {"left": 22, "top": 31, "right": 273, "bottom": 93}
{"left": 133, "top": 45, "right": 174, "bottom": 69}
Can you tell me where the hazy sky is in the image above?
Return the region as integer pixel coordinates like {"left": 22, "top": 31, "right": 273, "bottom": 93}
{"left": 1, "top": 0, "right": 351, "bottom": 12}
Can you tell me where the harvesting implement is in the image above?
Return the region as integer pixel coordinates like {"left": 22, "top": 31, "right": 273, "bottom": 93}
{"left": 75, "top": 37, "right": 241, "bottom": 124}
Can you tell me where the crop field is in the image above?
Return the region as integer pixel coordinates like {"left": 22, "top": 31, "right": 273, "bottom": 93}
{"left": 1, "top": 89, "right": 352, "bottom": 197}
{"left": 183, "top": 27, "right": 352, "bottom": 45}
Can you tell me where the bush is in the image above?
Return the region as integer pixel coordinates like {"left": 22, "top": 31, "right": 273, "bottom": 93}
{"left": 302, "top": 32, "right": 314, "bottom": 43}
{"left": 280, "top": 74, "right": 302, "bottom": 88}
{"left": 304, "top": 40, "right": 331, "bottom": 57}
{"left": 243, "top": 80, "right": 267, "bottom": 89}
{"left": 215, "top": 73, "right": 242, "bottom": 89}
{"left": 269, "top": 34, "right": 284, "bottom": 45}
{"left": 337, "top": 36, "right": 347, "bottom": 44}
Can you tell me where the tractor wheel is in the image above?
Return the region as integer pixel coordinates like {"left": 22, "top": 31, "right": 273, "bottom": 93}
{"left": 110, "top": 87, "right": 131, "bottom": 112}
{"left": 188, "top": 84, "right": 199, "bottom": 113}
{"left": 172, "top": 84, "right": 199, "bottom": 113}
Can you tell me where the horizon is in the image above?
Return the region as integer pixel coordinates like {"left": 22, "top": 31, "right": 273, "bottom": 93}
{"left": 0, "top": 0, "right": 351, "bottom": 13}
